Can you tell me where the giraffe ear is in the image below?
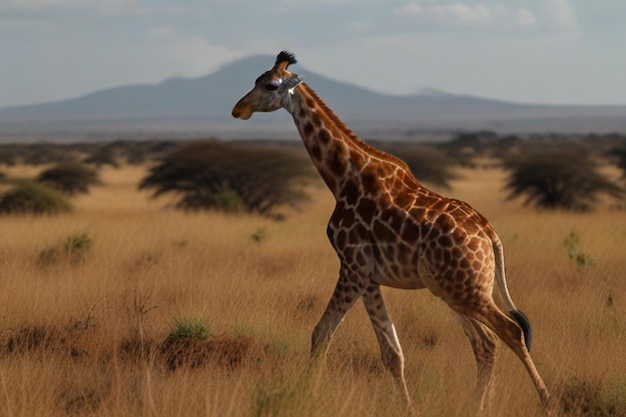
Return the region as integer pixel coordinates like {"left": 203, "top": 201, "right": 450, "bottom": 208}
{"left": 275, "top": 51, "right": 297, "bottom": 71}
{"left": 282, "top": 75, "right": 303, "bottom": 91}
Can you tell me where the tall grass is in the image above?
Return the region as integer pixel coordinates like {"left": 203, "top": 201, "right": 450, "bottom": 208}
{"left": 0, "top": 162, "right": 625, "bottom": 416}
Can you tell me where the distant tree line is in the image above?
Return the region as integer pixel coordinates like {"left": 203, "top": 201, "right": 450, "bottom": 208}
{"left": 1, "top": 132, "right": 625, "bottom": 215}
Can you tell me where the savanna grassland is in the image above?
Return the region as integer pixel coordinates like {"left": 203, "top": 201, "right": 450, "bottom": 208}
{"left": 1, "top": 151, "right": 626, "bottom": 417}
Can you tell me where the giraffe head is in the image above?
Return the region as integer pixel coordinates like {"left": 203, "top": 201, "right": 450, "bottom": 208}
{"left": 232, "top": 51, "right": 303, "bottom": 120}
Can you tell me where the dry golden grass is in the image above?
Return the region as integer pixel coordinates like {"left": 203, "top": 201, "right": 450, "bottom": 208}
{"left": 0, "top": 161, "right": 625, "bottom": 417}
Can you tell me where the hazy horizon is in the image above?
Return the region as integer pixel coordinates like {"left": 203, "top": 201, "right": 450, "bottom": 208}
{"left": 2, "top": 1, "right": 625, "bottom": 108}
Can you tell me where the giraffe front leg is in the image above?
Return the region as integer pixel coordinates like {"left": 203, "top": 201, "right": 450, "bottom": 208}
{"left": 311, "top": 269, "right": 366, "bottom": 358}
{"left": 362, "top": 283, "right": 413, "bottom": 408}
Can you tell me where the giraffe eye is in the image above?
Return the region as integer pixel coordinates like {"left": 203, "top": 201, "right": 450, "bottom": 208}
{"left": 265, "top": 79, "right": 282, "bottom": 91}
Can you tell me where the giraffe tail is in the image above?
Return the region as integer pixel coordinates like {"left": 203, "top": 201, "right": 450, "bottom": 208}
{"left": 511, "top": 310, "right": 533, "bottom": 351}
{"left": 493, "top": 239, "right": 533, "bottom": 351}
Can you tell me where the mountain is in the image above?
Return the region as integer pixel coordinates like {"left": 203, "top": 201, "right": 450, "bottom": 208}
{"left": 2, "top": 55, "right": 626, "bottom": 138}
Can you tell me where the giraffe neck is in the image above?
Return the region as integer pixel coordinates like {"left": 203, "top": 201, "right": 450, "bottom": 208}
{"left": 286, "top": 82, "right": 411, "bottom": 197}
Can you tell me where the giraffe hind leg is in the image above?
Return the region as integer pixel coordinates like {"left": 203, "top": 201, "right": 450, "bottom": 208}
{"left": 456, "top": 301, "right": 551, "bottom": 408}
{"left": 453, "top": 312, "right": 498, "bottom": 410}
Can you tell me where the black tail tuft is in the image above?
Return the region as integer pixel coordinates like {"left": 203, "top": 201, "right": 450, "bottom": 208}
{"left": 511, "top": 310, "right": 533, "bottom": 351}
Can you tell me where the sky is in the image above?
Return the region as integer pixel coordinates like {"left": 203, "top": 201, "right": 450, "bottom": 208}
{"left": 1, "top": 0, "right": 625, "bottom": 108}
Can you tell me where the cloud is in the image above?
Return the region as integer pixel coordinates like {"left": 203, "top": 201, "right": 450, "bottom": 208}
{"left": 429, "top": 4, "right": 493, "bottom": 21}
{"left": 144, "top": 27, "right": 243, "bottom": 77}
{"left": 0, "top": 0, "right": 621, "bottom": 108}
{"left": 540, "top": 0, "right": 578, "bottom": 32}
{"left": 0, "top": 0, "right": 165, "bottom": 17}
{"left": 0, "top": 10, "right": 242, "bottom": 106}
{"left": 393, "top": 2, "right": 539, "bottom": 32}
{"left": 515, "top": 8, "right": 537, "bottom": 28}
{"left": 391, "top": 1, "right": 584, "bottom": 34}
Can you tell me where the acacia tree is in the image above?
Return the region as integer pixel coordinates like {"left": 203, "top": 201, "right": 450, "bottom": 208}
{"left": 139, "top": 140, "right": 312, "bottom": 215}
{"left": 503, "top": 149, "right": 624, "bottom": 211}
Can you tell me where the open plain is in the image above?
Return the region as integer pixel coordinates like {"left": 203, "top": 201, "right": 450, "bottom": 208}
{"left": 1, "top": 157, "right": 625, "bottom": 417}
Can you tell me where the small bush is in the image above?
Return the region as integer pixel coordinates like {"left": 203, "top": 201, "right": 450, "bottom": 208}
{"left": 37, "top": 232, "right": 92, "bottom": 267}
{"left": 563, "top": 230, "right": 594, "bottom": 267}
{"left": 63, "top": 232, "right": 92, "bottom": 265}
{"left": 503, "top": 149, "right": 624, "bottom": 211}
{"left": 559, "top": 378, "right": 626, "bottom": 416}
{"left": 253, "top": 381, "right": 300, "bottom": 417}
{"left": 250, "top": 228, "right": 266, "bottom": 243}
{"left": 0, "top": 181, "right": 72, "bottom": 215}
{"left": 168, "top": 317, "right": 212, "bottom": 340}
{"left": 36, "top": 162, "right": 100, "bottom": 195}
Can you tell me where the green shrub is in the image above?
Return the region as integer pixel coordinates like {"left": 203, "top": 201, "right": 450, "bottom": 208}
{"left": 36, "top": 162, "right": 101, "bottom": 195}
{"left": 563, "top": 230, "right": 594, "bottom": 267}
{"left": 168, "top": 317, "right": 212, "bottom": 340}
{"left": 253, "top": 382, "right": 300, "bottom": 417}
{"left": 250, "top": 228, "right": 266, "bottom": 243}
{"left": 0, "top": 181, "right": 72, "bottom": 215}
{"left": 63, "top": 232, "right": 92, "bottom": 262}
{"left": 37, "top": 232, "right": 92, "bottom": 267}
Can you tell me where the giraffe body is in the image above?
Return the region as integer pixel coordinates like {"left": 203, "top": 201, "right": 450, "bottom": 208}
{"left": 232, "top": 51, "right": 550, "bottom": 411}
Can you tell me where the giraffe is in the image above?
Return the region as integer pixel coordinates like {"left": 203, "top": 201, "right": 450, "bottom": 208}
{"left": 232, "top": 51, "right": 551, "bottom": 411}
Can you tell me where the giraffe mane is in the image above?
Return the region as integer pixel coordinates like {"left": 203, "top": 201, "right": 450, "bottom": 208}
{"left": 276, "top": 50, "right": 297, "bottom": 68}
{"left": 299, "top": 82, "right": 414, "bottom": 175}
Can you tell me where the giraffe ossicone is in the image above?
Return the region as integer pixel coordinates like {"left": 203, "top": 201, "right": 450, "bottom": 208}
{"left": 232, "top": 51, "right": 551, "bottom": 411}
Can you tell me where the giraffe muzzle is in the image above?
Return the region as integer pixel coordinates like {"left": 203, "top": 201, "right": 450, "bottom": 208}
{"left": 231, "top": 101, "right": 252, "bottom": 120}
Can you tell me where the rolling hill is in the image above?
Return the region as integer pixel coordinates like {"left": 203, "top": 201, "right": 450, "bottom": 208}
{"left": 1, "top": 55, "right": 625, "bottom": 138}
